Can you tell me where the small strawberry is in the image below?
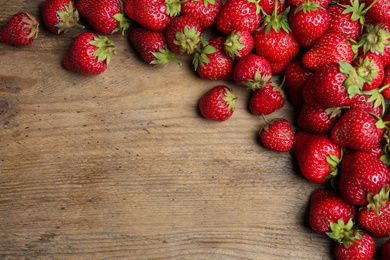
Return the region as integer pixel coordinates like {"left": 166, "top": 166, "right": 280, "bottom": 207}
{"left": 40, "top": 0, "right": 84, "bottom": 34}
{"left": 364, "top": 0, "right": 390, "bottom": 25}
{"left": 293, "top": 130, "right": 342, "bottom": 183}
{"left": 334, "top": 233, "right": 375, "bottom": 260}
{"left": 232, "top": 54, "right": 272, "bottom": 90}
{"left": 193, "top": 37, "right": 234, "bottom": 80}
{"left": 259, "top": 118, "right": 294, "bottom": 152}
{"left": 181, "top": 0, "right": 223, "bottom": 31}
{"left": 199, "top": 85, "right": 237, "bottom": 121}
{"left": 63, "top": 32, "right": 116, "bottom": 75}
{"left": 383, "top": 239, "right": 390, "bottom": 260}
{"left": 338, "top": 150, "right": 390, "bottom": 206}
{"left": 249, "top": 82, "right": 285, "bottom": 115}
{"left": 216, "top": 0, "right": 262, "bottom": 34}
{"left": 297, "top": 104, "right": 341, "bottom": 134}
{"left": 0, "top": 12, "right": 39, "bottom": 46}
{"left": 284, "top": 61, "right": 313, "bottom": 107}
{"left": 289, "top": 0, "right": 330, "bottom": 49}
{"left": 224, "top": 29, "right": 254, "bottom": 60}
{"left": 129, "top": 27, "right": 178, "bottom": 66}
{"left": 165, "top": 15, "right": 202, "bottom": 55}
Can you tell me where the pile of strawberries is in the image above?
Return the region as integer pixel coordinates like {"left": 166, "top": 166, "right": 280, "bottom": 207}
{"left": 1, "top": 0, "right": 390, "bottom": 259}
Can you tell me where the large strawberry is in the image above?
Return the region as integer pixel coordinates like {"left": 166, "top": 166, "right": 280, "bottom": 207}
{"left": 216, "top": 0, "right": 262, "bottom": 34}
{"left": 224, "top": 29, "right": 254, "bottom": 60}
{"left": 199, "top": 85, "right": 237, "bottom": 121}
{"left": 297, "top": 104, "right": 341, "bottom": 134}
{"left": 181, "top": 0, "right": 223, "bottom": 31}
{"left": 0, "top": 12, "right": 39, "bottom": 46}
{"left": 334, "top": 233, "right": 375, "bottom": 260}
{"left": 40, "top": 0, "right": 84, "bottom": 34}
{"left": 383, "top": 239, "right": 390, "bottom": 260}
{"left": 284, "top": 61, "right": 313, "bottom": 107}
{"left": 63, "top": 32, "right": 116, "bottom": 75}
{"left": 260, "top": 118, "right": 294, "bottom": 152}
{"left": 338, "top": 150, "right": 390, "bottom": 206}
{"left": 364, "top": 0, "right": 390, "bottom": 25}
{"left": 232, "top": 54, "right": 272, "bottom": 90}
{"left": 249, "top": 82, "right": 285, "bottom": 115}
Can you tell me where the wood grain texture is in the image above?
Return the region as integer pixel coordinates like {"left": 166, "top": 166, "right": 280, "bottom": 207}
{"left": 0, "top": 1, "right": 388, "bottom": 259}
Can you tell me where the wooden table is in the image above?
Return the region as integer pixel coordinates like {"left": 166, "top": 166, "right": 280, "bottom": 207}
{"left": 0, "top": 1, "right": 388, "bottom": 259}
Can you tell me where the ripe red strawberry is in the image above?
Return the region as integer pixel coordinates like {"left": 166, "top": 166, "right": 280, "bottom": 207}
{"left": 284, "top": 61, "right": 313, "bottom": 107}
{"left": 297, "top": 104, "right": 341, "bottom": 134}
{"left": 233, "top": 54, "right": 272, "bottom": 90}
{"left": 41, "top": 0, "right": 84, "bottom": 34}
{"left": 338, "top": 150, "right": 390, "bottom": 206}
{"left": 289, "top": 1, "right": 329, "bottom": 48}
{"left": 349, "top": 91, "right": 385, "bottom": 117}
{"left": 383, "top": 239, "right": 390, "bottom": 260}
{"left": 165, "top": 16, "right": 201, "bottom": 55}
{"left": 199, "top": 85, "right": 237, "bottom": 121}
{"left": 293, "top": 130, "right": 342, "bottom": 183}
{"left": 129, "top": 27, "right": 177, "bottom": 66}
{"left": 193, "top": 37, "right": 234, "bottom": 80}
{"left": 224, "top": 29, "right": 254, "bottom": 60}
{"left": 286, "top": 0, "right": 330, "bottom": 8}
{"left": 357, "top": 186, "right": 390, "bottom": 237}
{"left": 352, "top": 53, "right": 384, "bottom": 91}
{"left": 382, "top": 65, "right": 390, "bottom": 99}
{"left": 302, "top": 33, "right": 354, "bottom": 71}
{"left": 124, "top": 0, "right": 181, "bottom": 32}
{"left": 259, "top": 118, "right": 294, "bottom": 152}
{"left": 330, "top": 108, "right": 384, "bottom": 152}
{"left": 334, "top": 233, "right": 375, "bottom": 260}
{"left": 63, "top": 32, "right": 117, "bottom": 75}
{"left": 259, "top": 0, "right": 286, "bottom": 16}
{"left": 249, "top": 82, "right": 285, "bottom": 115}
{"left": 181, "top": 0, "right": 223, "bottom": 31}
{"left": 364, "top": 0, "right": 390, "bottom": 25}
{"left": 309, "top": 188, "right": 356, "bottom": 235}
{"left": 253, "top": 5, "right": 299, "bottom": 74}
{"left": 216, "top": 0, "right": 262, "bottom": 34}
{"left": 0, "top": 12, "right": 39, "bottom": 46}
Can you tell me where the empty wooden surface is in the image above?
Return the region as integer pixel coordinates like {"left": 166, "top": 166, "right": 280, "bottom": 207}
{"left": 0, "top": 1, "right": 388, "bottom": 259}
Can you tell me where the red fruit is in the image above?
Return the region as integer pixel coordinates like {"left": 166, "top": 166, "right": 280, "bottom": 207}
{"left": 129, "top": 27, "right": 176, "bottom": 66}
{"left": 352, "top": 53, "right": 385, "bottom": 91}
{"left": 334, "top": 233, "right": 375, "bottom": 260}
{"left": 286, "top": 0, "right": 330, "bottom": 8}
{"left": 289, "top": 1, "right": 329, "bottom": 48}
{"left": 249, "top": 82, "right": 285, "bottom": 115}
{"left": 193, "top": 37, "right": 234, "bottom": 80}
{"left": 302, "top": 33, "right": 354, "bottom": 71}
{"left": 165, "top": 16, "right": 201, "bottom": 55}
{"left": 382, "top": 65, "right": 390, "bottom": 99}
{"left": 330, "top": 108, "right": 384, "bottom": 152}
{"left": 309, "top": 188, "right": 356, "bottom": 235}
{"left": 233, "top": 54, "right": 272, "bottom": 90}
{"left": 216, "top": 0, "right": 262, "bottom": 34}
{"left": 297, "top": 104, "right": 340, "bottom": 134}
{"left": 77, "top": 0, "right": 130, "bottom": 35}
{"left": 63, "top": 32, "right": 117, "bottom": 75}
{"left": 349, "top": 91, "right": 384, "bottom": 117}
{"left": 383, "top": 239, "right": 390, "bottom": 260}
{"left": 224, "top": 29, "right": 254, "bottom": 60}
{"left": 181, "top": 0, "right": 223, "bottom": 31}
{"left": 293, "top": 130, "right": 342, "bottom": 183}
{"left": 339, "top": 151, "right": 390, "bottom": 206}
{"left": 284, "top": 61, "right": 313, "bottom": 107}
{"left": 0, "top": 12, "right": 39, "bottom": 46}
{"left": 41, "top": 0, "right": 83, "bottom": 34}
{"left": 259, "top": 0, "right": 286, "bottom": 16}
{"left": 364, "top": 0, "right": 390, "bottom": 25}
{"left": 199, "top": 85, "right": 237, "bottom": 121}
{"left": 260, "top": 118, "right": 294, "bottom": 152}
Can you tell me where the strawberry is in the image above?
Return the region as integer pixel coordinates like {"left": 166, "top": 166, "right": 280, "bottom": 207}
{"left": 63, "top": 32, "right": 116, "bottom": 75}
{"left": 284, "top": 61, "right": 313, "bottom": 107}
{"left": 364, "top": 0, "right": 390, "bottom": 25}
{"left": 259, "top": 118, "right": 294, "bottom": 152}
{"left": 124, "top": 0, "right": 181, "bottom": 32}
{"left": 216, "top": 0, "right": 262, "bottom": 34}
{"left": 249, "top": 82, "right": 285, "bottom": 115}
{"left": 297, "top": 104, "right": 341, "bottom": 134}
{"left": 302, "top": 33, "right": 354, "bottom": 71}
{"left": 286, "top": 0, "right": 330, "bottom": 8}
{"left": 232, "top": 54, "right": 272, "bottom": 90}
{"left": 334, "top": 233, "right": 375, "bottom": 260}
{"left": 224, "top": 29, "right": 254, "bottom": 60}
{"left": 338, "top": 150, "right": 390, "bottom": 206}
{"left": 199, "top": 85, "right": 237, "bottom": 121}
{"left": 382, "top": 65, "right": 390, "bottom": 99}
{"left": 0, "top": 12, "right": 39, "bottom": 46}
{"left": 293, "top": 130, "right": 342, "bottom": 183}
{"left": 289, "top": 0, "right": 329, "bottom": 49}
{"left": 193, "top": 37, "right": 234, "bottom": 80}
{"left": 181, "top": 0, "right": 223, "bottom": 31}
{"left": 349, "top": 91, "right": 385, "bottom": 117}
{"left": 352, "top": 53, "right": 384, "bottom": 91}
{"left": 330, "top": 108, "right": 384, "bottom": 152}
{"left": 383, "top": 239, "right": 390, "bottom": 260}
{"left": 259, "top": 0, "right": 286, "bottom": 16}
{"left": 129, "top": 27, "right": 178, "bottom": 66}
{"left": 40, "top": 0, "right": 84, "bottom": 34}
{"left": 165, "top": 16, "right": 202, "bottom": 55}
{"left": 309, "top": 188, "right": 356, "bottom": 235}
{"left": 357, "top": 186, "right": 390, "bottom": 237}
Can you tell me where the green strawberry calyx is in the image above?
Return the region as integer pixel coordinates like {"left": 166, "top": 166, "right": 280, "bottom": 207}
{"left": 294, "top": 0, "right": 324, "bottom": 15}
{"left": 242, "top": 71, "right": 273, "bottom": 90}
{"left": 224, "top": 31, "right": 246, "bottom": 59}
{"left": 151, "top": 44, "right": 182, "bottom": 66}
{"left": 339, "top": 61, "right": 366, "bottom": 98}
{"left": 358, "top": 24, "right": 390, "bottom": 55}
{"left": 193, "top": 0, "right": 217, "bottom": 8}
{"left": 326, "top": 218, "right": 362, "bottom": 247}
{"left": 23, "top": 13, "right": 39, "bottom": 39}
{"left": 193, "top": 38, "right": 217, "bottom": 70}
{"left": 259, "top": 0, "right": 291, "bottom": 36}
{"left": 112, "top": 1, "right": 131, "bottom": 36}
{"left": 174, "top": 26, "right": 201, "bottom": 55}
{"left": 364, "top": 87, "right": 386, "bottom": 116}
{"left": 165, "top": 0, "right": 188, "bottom": 17}
{"left": 340, "top": 0, "right": 376, "bottom": 31}
{"left": 354, "top": 56, "right": 380, "bottom": 85}
{"left": 222, "top": 89, "right": 238, "bottom": 111}
{"left": 89, "top": 36, "right": 117, "bottom": 65}
{"left": 55, "top": 1, "right": 85, "bottom": 33}
{"left": 365, "top": 186, "right": 390, "bottom": 216}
